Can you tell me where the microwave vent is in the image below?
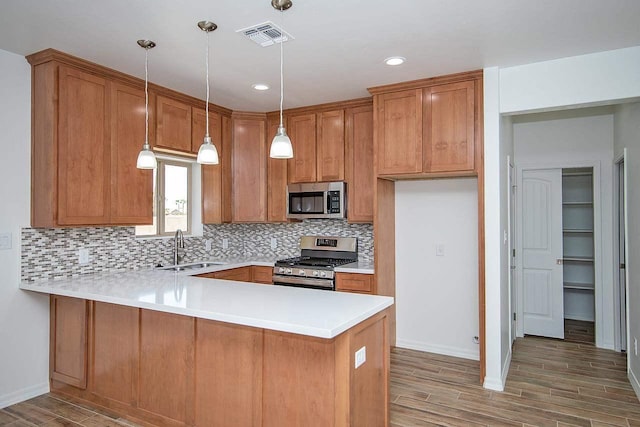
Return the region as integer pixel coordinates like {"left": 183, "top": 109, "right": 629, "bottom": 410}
{"left": 236, "top": 21, "right": 294, "bottom": 47}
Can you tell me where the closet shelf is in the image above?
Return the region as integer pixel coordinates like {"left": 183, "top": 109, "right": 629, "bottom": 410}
{"left": 562, "top": 201, "right": 593, "bottom": 206}
{"left": 563, "top": 282, "right": 594, "bottom": 291}
{"left": 563, "top": 256, "right": 594, "bottom": 263}
{"left": 563, "top": 229, "right": 593, "bottom": 234}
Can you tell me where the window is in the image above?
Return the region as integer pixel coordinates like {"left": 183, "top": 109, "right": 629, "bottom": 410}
{"left": 136, "top": 159, "right": 192, "bottom": 237}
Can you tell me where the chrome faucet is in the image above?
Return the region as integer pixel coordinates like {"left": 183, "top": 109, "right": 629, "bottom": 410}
{"left": 173, "top": 229, "right": 185, "bottom": 265}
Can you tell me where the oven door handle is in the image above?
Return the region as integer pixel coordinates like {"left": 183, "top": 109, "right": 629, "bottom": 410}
{"left": 272, "top": 275, "right": 334, "bottom": 289}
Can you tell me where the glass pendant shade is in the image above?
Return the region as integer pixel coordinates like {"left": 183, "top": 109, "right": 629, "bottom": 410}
{"left": 270, "top": 125, "right": 293, "bottom": 159}
{"left": 136, "top": 143, "right": 157, "bottom": 169}
{"left": 197, "top": 136, "right": 220, "bottom": 164}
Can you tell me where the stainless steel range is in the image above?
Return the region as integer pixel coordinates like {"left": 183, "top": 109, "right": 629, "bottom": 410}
{"left": 273, "top": 236, "right": 357, "bottom": 290}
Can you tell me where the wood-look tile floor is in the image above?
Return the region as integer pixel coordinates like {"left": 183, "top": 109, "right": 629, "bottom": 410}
{"left": 564, "top": 320, "right": 595, "bottom": 345}
{"left": 2, "top": 335, "right": 636, "bottom": 426}
{"left": 391, "top": 336, "right": 638, "bottom": 427}
{"left": 0, "top": 394, "right": 141, "bottom": 427}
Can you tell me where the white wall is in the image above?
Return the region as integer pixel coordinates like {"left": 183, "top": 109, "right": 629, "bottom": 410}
{"left": 484, "top": 45, "right": 640, "bottom": 393}
{"left": 482, "top": 66, "right": 512, "bottom": 390}
{"left": 513, "top": 109, "right": 616, "bottom": 349}
{"left": 0, "top": 49, "right": 50, "bottom": 407}
{"left": 395, "top": 179, "right": 479, "bottom": 360}
{"left": 613, "top": 102, "right": 640, "bottom": 395}
{"left": 500, "top": 46, "right": 640, "bottom": 114}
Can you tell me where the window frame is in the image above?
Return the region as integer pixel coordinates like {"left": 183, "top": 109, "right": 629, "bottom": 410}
{"left": 136, "top": 158, "right": 192, "bottom": 238}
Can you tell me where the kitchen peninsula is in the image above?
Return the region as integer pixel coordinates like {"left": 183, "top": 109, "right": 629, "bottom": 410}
{"left": 20, "top": 267, "right": 392, "bottom": 427}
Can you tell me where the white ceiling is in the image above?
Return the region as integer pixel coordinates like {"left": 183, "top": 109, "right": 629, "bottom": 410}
{"left": 1, "top": 0, "right": 639, "bottom": 112}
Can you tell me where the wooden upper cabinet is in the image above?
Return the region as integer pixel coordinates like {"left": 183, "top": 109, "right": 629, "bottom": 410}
{"left": 156, "top": 95, "right": 192, "bottom": 154}
{"left": 221, "top": 116, "right": 233, "bottom": 222}
{"left": 345, "top": 105, "right": 374, "bottom": 223}
{"left": 232, "top": 114, "right": 267, "bottom": 222}
{"left": 267, "top": 114, "right": 288, "bottom": 222}
{"left": 110, "top": 82, "right": 153, "bottom": 225}
{"left": 29, "top": 54, "right": 154, "bottom": 227}
{"left": 370, "top": 71, "right": 481, "bottom": 177}
{"left": 423, "top": 81, "right": 475, "bottom": 173}
{"left": 194, "top": 107, "right": 227, "bottom": 224}
{"left": 57, "top": 66, "right": 111, "bottom": 225}
{"left": 287, "top": 113, "right": 317, "bottom": 183}
{"left": 375, "top": 89, "right": 423, "bottom": 175}
{"left": 316, "top": 109, "right": 345, "bottom": 181}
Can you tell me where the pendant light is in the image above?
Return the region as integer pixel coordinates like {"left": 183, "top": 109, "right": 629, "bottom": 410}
{"left": 136, "top": 39, "right": 157, "bottom": 170}
{"left": 270, "top": 0, "right": 294, "bottom": 159}
{"left": 196, "top": 21, "right": 220, "bottom": 165}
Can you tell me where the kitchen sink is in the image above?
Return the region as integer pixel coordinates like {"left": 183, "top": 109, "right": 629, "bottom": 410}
{"left": 156, "top": 261, "right": 226, "bottom": 272}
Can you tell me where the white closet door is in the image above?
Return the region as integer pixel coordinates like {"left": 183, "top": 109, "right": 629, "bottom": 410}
{"left": 522, "top": 169, "right": 564, "bottom": 338}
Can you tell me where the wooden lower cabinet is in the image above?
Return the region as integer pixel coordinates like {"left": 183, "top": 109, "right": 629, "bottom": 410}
{"left": 336, "top": 272, "right": 374, "bottom": 294}
{"left": 50, "top": 297, "right": 389, "bottom": 427}
{"left": 91, "top": 302, "right": 138, "bottom": 406}
{"left": 138, "top": 310, "right": 195, "bottom": 425}
{"left": 50, "top": 296, "right": 89, "bottom": 389}
{"left": 251, "top": 265, "right": 274, "bottom": 284}
{"left": 196, "top": 266, "right": 272, "bottom": 284}
{"left": 195, "top": 321, "right": 263, "bottom": 426}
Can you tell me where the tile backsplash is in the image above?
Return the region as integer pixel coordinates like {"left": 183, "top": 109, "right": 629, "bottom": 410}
{"left": 21, "top": 220, "right": 373, "bottom": 282}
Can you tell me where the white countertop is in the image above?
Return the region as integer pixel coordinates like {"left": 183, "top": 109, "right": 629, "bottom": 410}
{"left": 335, "top": 260, "right": 374, "bottom": 274}
{"left": 20, "top": 267, "right": 392, "bottom": 339}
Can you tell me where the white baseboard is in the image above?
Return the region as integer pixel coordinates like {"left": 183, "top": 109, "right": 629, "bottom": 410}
{"left": 629, "top": 367, "right": 640, "bottom": 402}
{"left": 483, "top": 348, "right": 511, "bottom": 391}
{"left": 396, "top": 338, "right": 479, "bottom": 361}
{"left": 0, "top": 382, "right": 49, "bottom": 409}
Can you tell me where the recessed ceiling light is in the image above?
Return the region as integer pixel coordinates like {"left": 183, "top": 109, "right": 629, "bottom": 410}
{"left": 384, "top": 56, "right": 406, "bottom": 66}
{"left": 252, "top": 83, "right": 270, "bottom": 91}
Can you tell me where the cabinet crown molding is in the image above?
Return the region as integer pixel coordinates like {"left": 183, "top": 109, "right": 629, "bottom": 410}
{"left": 367, "top": 69, "right": 483, "bottom": 95}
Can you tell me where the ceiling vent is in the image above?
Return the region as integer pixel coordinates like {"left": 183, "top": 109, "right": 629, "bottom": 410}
{"left": 236, "top": 21, "right": 294, "bottom": 47}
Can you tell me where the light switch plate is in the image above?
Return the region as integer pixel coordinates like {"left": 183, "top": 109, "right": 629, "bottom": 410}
{"left": 355, "top": 346, "right": 366, "bottom": 369}
{"left": 0, "top": 232, "right": 11, "bottom": 250}
{"left": 205, "top": 239, "right": 212, "bottom": 251}
{"left": 222, "top": 238, "right": 229, "bottom": 250}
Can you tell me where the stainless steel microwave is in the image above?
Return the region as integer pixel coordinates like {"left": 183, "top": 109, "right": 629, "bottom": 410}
{"left": 286, "top": 181, "right": 347, "bottom": 219}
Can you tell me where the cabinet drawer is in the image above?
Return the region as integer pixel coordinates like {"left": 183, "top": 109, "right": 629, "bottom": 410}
{"left": 252, "top": 266, "right": 273, "bottom": 284}
{"left": 213, "top": 267, "right": 252, "bottom": 282}
{"left": 335, "top": 273, "right": 373, "bottom": 294}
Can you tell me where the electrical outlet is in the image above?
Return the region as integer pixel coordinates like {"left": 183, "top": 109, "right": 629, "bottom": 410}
{"left": 205, "top": 239, "right": 212, "bottom": 251}
{"left": 0, "top": 232, "right": 11, "bottom": 250}
{"left": 355, "top": 346, "right": 366, "bottom": 369}
{"left": 436, "top": 244, "right": 445, "bottom": 256}
{"left": 222, "top": 238, "right": 229, "bottom": 250}
{"left": 270, "top": 237, "right": 277, "bottom": 250}
{"left": 78, "top": 248, "right": 90, "bottom": 264}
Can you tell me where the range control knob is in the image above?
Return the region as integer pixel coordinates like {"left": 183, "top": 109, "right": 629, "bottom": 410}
{"left": 285, "top": 268, "right": 292, "bottom": 274}
{"left": 320, "top": 271, "right": 327, "bottom": 278}
{"left": 278, "top": 267, "right": 285, "bottom": 274}
{"left": 312, "top": 271, "right": 319, "bottom": 277}
{"left": 298, "top": 269, "right": 306, "bottom": 276}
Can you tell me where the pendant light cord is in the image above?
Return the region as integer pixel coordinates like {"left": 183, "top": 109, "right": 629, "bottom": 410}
{"left": 279, "top": 7, "right": 284, "bottom": 127}
{"left": 144, "top": 48, "right": 149, "bottom": 146}
{"left": 205, "top": 30, "right": 210, "bottom": 138}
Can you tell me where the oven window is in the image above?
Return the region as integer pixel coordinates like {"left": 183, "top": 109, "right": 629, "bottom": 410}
{"left": 289, "top": 192, "right": 324, "bottom": 214}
